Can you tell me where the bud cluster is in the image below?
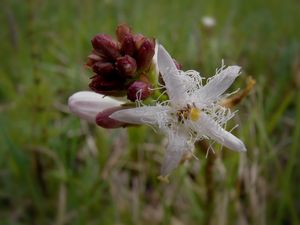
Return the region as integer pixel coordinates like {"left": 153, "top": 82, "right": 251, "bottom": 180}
{"left": 86, "top": 24, "right": 155, "bottom": 101}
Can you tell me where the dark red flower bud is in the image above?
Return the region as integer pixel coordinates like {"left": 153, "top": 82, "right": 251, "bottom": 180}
{"left": 86, "top": 59, "right": 95, "bottom": 68}
{"left": 120, "top": 35, "right": 136, "bottom": 56}
{"left": 173, "top": 59, "right": 182, "bottom": 70}
{"left": 133, "top": 34, "right": 145, "bottom": 49}
{"left": 116, "top": 24, "right": 132, "bottom": 43}
{"left": 92, "top": 62, "right": 115, "bottom": 76}
{"left": 137, "top": 38, "right": 155, "bottom": 71}
{"left": 96, "top": 106, "right": 129, "bottom": 128}
{"left": 115, "top": 55, "right": 137, "bottom": 77}
{"left": 86, "top": 53, "right": 104, "bottom": 68}
{"left": 89, "top": 76, "right": 126, "bottom": 97}
{"left": 91, "top": 34, "right": 121, "bottom": 61}
{"left": 88, "top": 53, "right": 103, "bottom": 61}
{"left": 127, "top": 81, "right": 151, "bottom": 101}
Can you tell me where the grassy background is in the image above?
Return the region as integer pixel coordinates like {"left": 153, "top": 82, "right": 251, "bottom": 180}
{"left": 1, "top": 0, "right": 300, "bottom": 224}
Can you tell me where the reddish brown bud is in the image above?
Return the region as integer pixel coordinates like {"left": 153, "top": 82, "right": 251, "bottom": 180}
{"left": 116, "top": 24, "right": 132, "bottom": 43}
{"left": 133, "top": 34, "right": 145, "bottom": 49}
{"left": 89, "top": 76, "right": 125, "bottom": 96}
{"left": 115, "top": 55, "right": 137, "bottom": 77}
{"left": 96, "top": 106, "right": 129, "bottom": 128}
{"left": 91, "top": 34, "right": 121, "bottom": 61}
{"left": 86, "top": 59, "right": 95, "bottom": 68}
{"left": 120, "top": 35, "right": 136, "bottom": 56}
{"left": 86, "top": 53, "right": 104, "bottom": 68}
{"left": 92, "top": 62, "right": 115, "bottom": 76}
{"left": 88, "top": 53, "right": 102, "bottom": 61}
{"left": 127, "top": 81, "right": 151, "bottom": 101}
{"left": 137, "top": 39, "right": 155, "bottom": 71}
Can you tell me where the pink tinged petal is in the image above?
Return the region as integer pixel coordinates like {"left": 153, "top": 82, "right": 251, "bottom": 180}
{"left": 157, "top": 45, "right": 188, "bottom": 106}
{"left": 96, "top": 106, "right": 130, "bottom": 128}
{"left": 110, "top": 106, "right": 169, "bottom": 125}
{"left": 194, "top": 113, "right": 246, "bottom": 152}
{"left": 192, "top": 66, "right": 241, "bottom": 105}
{"left": 68, "top": 91, "right": 123, "bottom": 123}
{"left": 161, "top": 133, "right": 191, "bottom": 176}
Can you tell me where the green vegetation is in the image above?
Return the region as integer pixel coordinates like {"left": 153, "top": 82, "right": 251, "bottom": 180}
{"left": 1, "top": 0, "right": 299, "bottom": 224}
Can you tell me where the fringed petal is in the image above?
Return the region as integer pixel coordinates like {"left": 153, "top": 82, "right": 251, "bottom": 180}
{"left": 157, "top": 45, "right": 188, "bottom": 106}
{"left": 160, "top": 132, "right": 192, "bottom": 176}
{"left": 191, "top": 66, "right": 241, "bottom": 106}
{"left": 192, "top": 112, "right": 246, "bottom": 152}
{"left": 110, "top": 105, "right": 169, "bottom": 125}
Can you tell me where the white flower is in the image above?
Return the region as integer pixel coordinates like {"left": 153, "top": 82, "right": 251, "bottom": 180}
{"left": 68, "top": 91, "right": 124, "bottom": 123}
{"left": 110, "top": 44, "right": 246, "bottom": 176}
{"left": 201, "top": 16, "right": 216, "bottom": 28}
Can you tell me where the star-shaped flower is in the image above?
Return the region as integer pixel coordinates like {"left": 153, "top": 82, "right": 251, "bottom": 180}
{"left": 110, "top": 45, "right": 246, "bottom": 176}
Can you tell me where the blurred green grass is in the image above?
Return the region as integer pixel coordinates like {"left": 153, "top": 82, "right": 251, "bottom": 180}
{"left": 1, "top": 0, "right": 300, "bottom": 224}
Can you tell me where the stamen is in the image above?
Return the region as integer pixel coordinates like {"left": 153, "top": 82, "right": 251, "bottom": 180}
{"left": 190, "top": 107, "right": 200, "bottom": 121}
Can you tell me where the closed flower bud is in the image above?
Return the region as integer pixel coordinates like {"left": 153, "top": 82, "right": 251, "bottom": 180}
{"left": 127, "top": 80, "right": 151, "bottom": 101}
{"left": 96, "top": 106, "right": 129, "bottom": 128}
{"left": 91, "top": 34, "right": 121, "bottom": 61}
{"left": 86, "top": 58, "right": 95, "bottom": 68}
{"left": 120, "top": 35, "right": 136, "bottom": 56}
{"left": 87, "top": 53, "right": 103, "bottom": 61}
{"left": 92, "top": 62, "right": 115, "bottom": 76}
{"left": 116, "top": 55, "right": 137, "bottom": 77}
{"left": 86, "top": 53, "right": 103, "bottom": 68}
{"left": 68, "top": 91, "right": 123, "bottom": 123}
{"left": 89, "top": 75, "right": 126, "bottom": 96}
{"left": 137, "top": 38, "right": 155, "bottom": 71}
{"left": 133, "top": 34, "right": 145, "bottom": 49}
{"left": 116, "top": 24, "right": 132, "bottom": 43}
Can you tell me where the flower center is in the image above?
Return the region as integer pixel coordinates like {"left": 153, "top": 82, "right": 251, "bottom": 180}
{"left": 190, "top": 107, "right": 200, "bottom": 121}
{"left": 177, "top": 104, "right": 200, "bottom": 122}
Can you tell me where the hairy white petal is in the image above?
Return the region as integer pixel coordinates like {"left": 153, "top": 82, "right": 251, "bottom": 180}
{"left": 157, "top": 45, "right": 188, "bottom": 106}
{"left": 191, "top": 66, "right": 241, "bottom": 106}
{"left": 110, "top": 105, "right": 169, "bottom": 125}
{"left": 161, "top": 132, "right": 191, "bottom": 176}
{"left": 68, "top": 91, "right": 123, "bottom": 123}
{"left": 192, "top": 113, "right": 246, "bottom": 152}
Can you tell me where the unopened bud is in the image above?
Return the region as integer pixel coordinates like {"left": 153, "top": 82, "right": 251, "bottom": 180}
{"left": 96, "top": 106, "right": 129, "bottom": 128}
{"left": 120, "top": 35, "right": 136, "bottom": 56}
{"left": 127, "top": 81, "right": 151, "bottom": 101}
{"left": 116, "top": 55, "right": 137, "bottom": 77}
{"left": 86, "top": 53, "right": 104, "bottom": 68}
{"left": 68, "top": 91, "right": 123, "bottom": 123}
{"left": 116, "top": 24, "right": 132, "bottom": 43}
{"left": 137, "top": 39, "right": 155, "bottom": 71}
{"left": 91, "top": 34, "right": 121, "bottom": 61}
{"left": 134, "top": 34, "right": 145, "bottom": 49}
{"left": 89, "top": 75, "right": 125, "bottom": 96}
{"left": 92, "top": 62, "right": 115, "bottom": 76}
{"left": 88, "top": 53, "right": 102, "bottom": 61}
